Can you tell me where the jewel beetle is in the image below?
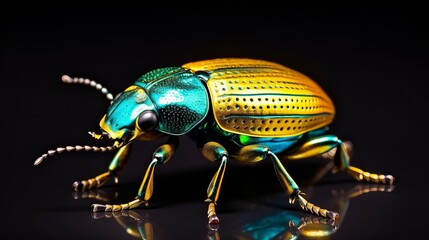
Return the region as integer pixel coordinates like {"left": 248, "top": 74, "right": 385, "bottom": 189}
{"left": 35, "top": 58, "right": 394, "bottom": 224}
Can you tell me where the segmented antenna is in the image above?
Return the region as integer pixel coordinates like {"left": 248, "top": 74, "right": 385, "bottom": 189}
{"left": 61, "top": 75, "right": 114, "bottom": 103}
{"left": 34, "top": 141, "right": 123, "bottom": 166}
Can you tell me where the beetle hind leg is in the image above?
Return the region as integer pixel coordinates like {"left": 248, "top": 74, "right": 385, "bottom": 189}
{"left": 233, "top": 145, "right": 339, "bottom": 220}
{"left": 269, "top": 151, "right": 339, "bottom": 220}
{"left": 346, "top": 164, "right": 395, "bottom": 185}
{"left": 325, "top": 137, "right": 394, "bottom": 184}
{"left": 73, "top": 144, "right": 132, "bottom": 191}
{"left": 285, "top": 135, "right": 395, "bottom": 185}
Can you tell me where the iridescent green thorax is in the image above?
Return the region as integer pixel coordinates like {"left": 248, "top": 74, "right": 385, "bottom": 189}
{"left": 136, "top": 67, "right": 182, "bottom": 85}
{"left": 135, "top": 67, "right": 209, "bottom": 135}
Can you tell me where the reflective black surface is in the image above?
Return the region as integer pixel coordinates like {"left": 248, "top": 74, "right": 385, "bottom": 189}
{"left": 2, "top": 7, "right": 427, "bottom": 239}
{"left": 29, "top": 164, "right": 398, "bottom": 240}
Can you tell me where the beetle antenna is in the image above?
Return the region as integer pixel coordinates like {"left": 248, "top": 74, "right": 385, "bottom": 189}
{"left": 34, "top": 141, "right": 123, "bottom": 166}
{"left": 61, "top": 75, "right": 114, "bottom": 103}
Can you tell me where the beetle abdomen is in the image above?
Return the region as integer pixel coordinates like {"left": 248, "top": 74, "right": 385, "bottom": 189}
{"left": 183, "top": 58, "right": 335, "bottom": 138}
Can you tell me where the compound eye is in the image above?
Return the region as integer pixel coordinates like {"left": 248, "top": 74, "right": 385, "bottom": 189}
{"left": 137, "top": 110, "right": 158, "bottom": 132}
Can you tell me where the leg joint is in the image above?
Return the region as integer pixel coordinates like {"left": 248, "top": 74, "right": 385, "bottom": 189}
{"left": 234, "top": 145, "right": 270, "bottom": 163}
{"left": 200, "top": 141, "right": 228, "bottom": 162}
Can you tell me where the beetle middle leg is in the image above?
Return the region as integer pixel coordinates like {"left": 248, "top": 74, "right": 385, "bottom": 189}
{"left": 199, "top": 141, "right": 229, "bottom": 224}
{"left": 284, "top": 135, "right": 395, "bottom": 185}
{"left": 72, "top": 143, "right": 133, "bottom": 191}
{"left": 91, "top": 137, "right": 178, "bottom": 212}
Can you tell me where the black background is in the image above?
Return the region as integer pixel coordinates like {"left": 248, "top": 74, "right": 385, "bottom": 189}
{"left": 2, "top": 6, "right": 428, "bottom": 239}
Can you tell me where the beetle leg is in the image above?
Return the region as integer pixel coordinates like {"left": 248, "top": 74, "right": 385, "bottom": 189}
{"left": 346, "top": 164, "right": 395, "bottom": 185}
{"left": 269, "top": 151, "right": 339, "bottom": 220}
{"left": 91, "top": 137, "right": 178, "bottom": 212}
{"left": 284, "top": 135, "right": 394, "bottom": 185}
{"left": 199, "top": 141, "right": 228, "bottom": 225}
{"left": 235, "top": 144, "right": 340, "bottom": 220}
{"left": 321, "top": 140, "right": 353, "bottom": 160}
{"left": 234, "top": 144, "right": 339, "bottom": 220}
{"left": 72, "top": 143, "right": 133, "bottom": 191}
{"left": 237, "top": 144, "right": 338, "bottom": 220}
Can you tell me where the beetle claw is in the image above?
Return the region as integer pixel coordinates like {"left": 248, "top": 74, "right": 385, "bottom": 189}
{"left": 72, "top": 181, "right": 83, "bottom": 191}
{"left": 208, "top": 214, "right": 219, "bottom": 224}
{"left": 327, "top": 211, "right": 339, "bottom": 221}
{"left": 386, "top": 175, "right": 395, "bottom": 185}
{"left": 91, "top": 204, "right": 106, "bottom": 212}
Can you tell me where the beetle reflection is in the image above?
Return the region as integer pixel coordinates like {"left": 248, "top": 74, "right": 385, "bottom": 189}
{"left": 73, "top": 182, "right": 393, "bottom": 240}
{"left": 92, "top": 211, "right": 154, "bottom": 239}
{"left": 235, "top": 183, "right": 394, "bottom": 240}
{"left": 73, "top": 189, "right": 157, "bottom": 239}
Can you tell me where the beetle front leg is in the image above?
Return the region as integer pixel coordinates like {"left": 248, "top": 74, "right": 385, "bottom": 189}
{"left": 199, "top": 141, "right": 229, "bottom": 224}
{"left": 73, "top": 143, "right": 133, "bottom": 191}
{"left": 92, "top": 137, "right": 178, "bottom": 212}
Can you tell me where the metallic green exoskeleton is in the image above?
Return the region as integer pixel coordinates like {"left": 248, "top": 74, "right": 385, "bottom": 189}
{"left": 35, "top": 58, "right": 395, "bottom": 224}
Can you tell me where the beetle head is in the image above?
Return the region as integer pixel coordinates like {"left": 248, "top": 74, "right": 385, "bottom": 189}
{"left": 100, "top": 85, "right": 159, "bottom": 144}
{"left": 99, "top": 66, "right": 210, "bottom": 144}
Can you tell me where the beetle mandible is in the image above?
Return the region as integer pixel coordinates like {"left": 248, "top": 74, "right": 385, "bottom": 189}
{"left": 35, "top": 58, "right": 395, "bottom": 224}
